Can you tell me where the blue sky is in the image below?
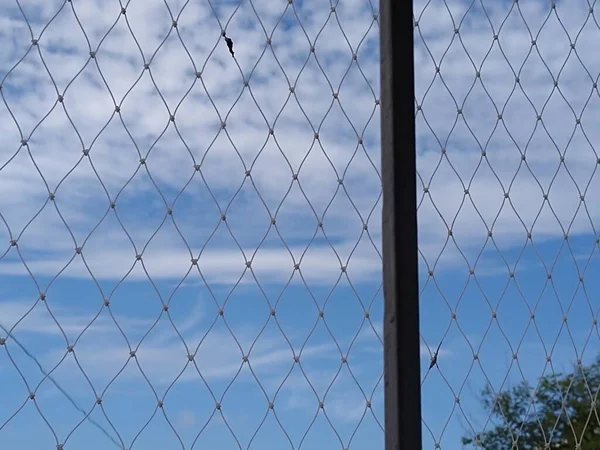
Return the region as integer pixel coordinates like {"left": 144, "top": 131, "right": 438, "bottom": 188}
{"left": 1, "top": 0, "right": 600, "bottom": 449}
{"left": 416, "top": 0, "right": 600, "bottom": 448}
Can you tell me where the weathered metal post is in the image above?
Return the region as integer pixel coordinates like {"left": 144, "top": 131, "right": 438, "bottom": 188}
{"left": 380, "top": 0, "right": 422, "bottom": 449}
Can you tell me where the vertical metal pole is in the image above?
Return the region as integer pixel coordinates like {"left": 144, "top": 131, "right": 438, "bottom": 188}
{"left": 380, "top": 0, "right": 422, "bottom": 449}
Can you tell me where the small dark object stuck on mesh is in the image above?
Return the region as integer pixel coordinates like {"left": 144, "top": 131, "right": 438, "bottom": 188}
{"left": 428, "top": 353, "right": 437, "bottom": 370}
{"left": 428, "top": 342, "right": 442, "bottom": 370}
{"left": 224, "top": 35, "right": 234, "bottom": 56}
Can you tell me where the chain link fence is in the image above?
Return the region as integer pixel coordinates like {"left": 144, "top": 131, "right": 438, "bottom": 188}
{"left": 0, "top": 0, "right": 384, "bottom": 449}
{"left": 416, "top": 0, "right": 600, "bottom": 449}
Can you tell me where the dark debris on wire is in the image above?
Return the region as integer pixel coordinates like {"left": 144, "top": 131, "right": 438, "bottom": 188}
{"left": 224, "top": 35, "right": 234, "bottom": 56}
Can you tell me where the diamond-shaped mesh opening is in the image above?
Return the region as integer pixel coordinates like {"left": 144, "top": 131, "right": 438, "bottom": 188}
{"left": 0, "top": 0, "right": 383, "bottom": 449}
{"left": 417, "top": 1, "right": 600, "bottom": 449}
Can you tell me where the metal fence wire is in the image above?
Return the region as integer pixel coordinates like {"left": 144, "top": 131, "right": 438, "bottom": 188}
{"left": 3, "top": 0, "right": 598, "bottom": 449}
{"left": 416, "top": 1, "right": 600, "bottom": 450}
{"left": 0, "top": 1, "right": 384, "bottom": 450}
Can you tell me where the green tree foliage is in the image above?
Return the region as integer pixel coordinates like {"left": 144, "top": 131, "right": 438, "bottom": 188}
{"left": 462, "top": 356, "right": 600, "bottom": 449}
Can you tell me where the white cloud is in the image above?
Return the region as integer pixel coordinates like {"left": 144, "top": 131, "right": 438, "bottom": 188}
{"left": 0, "top": 0, "right": 383, "bottom": 287}
{"left": 0, "top": 298, "right": 152, "bottom": 337}
{"left": 0, "top": 294, "right": 338, "bottom": 388}
{"left": 413, "top": 0, "right": 600, "bottom": 273}
{"left": 174, "top": 408, "right": 197, "bottom": 428}
{"left": 0, "top": 238, "right": 382, "bottom": 283}
{"left": 4, "top": 0, "right": 596, "bottom": 286}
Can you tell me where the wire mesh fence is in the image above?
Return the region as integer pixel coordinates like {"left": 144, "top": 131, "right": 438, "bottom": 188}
{"left": 5, "top": 0, "right": 597, "bottom": 449}
{"left": 0, "top": 1, "right": 384, "bottom": 450}
{"left": 416, "top": 1, "right": 600, "bottom": 449}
